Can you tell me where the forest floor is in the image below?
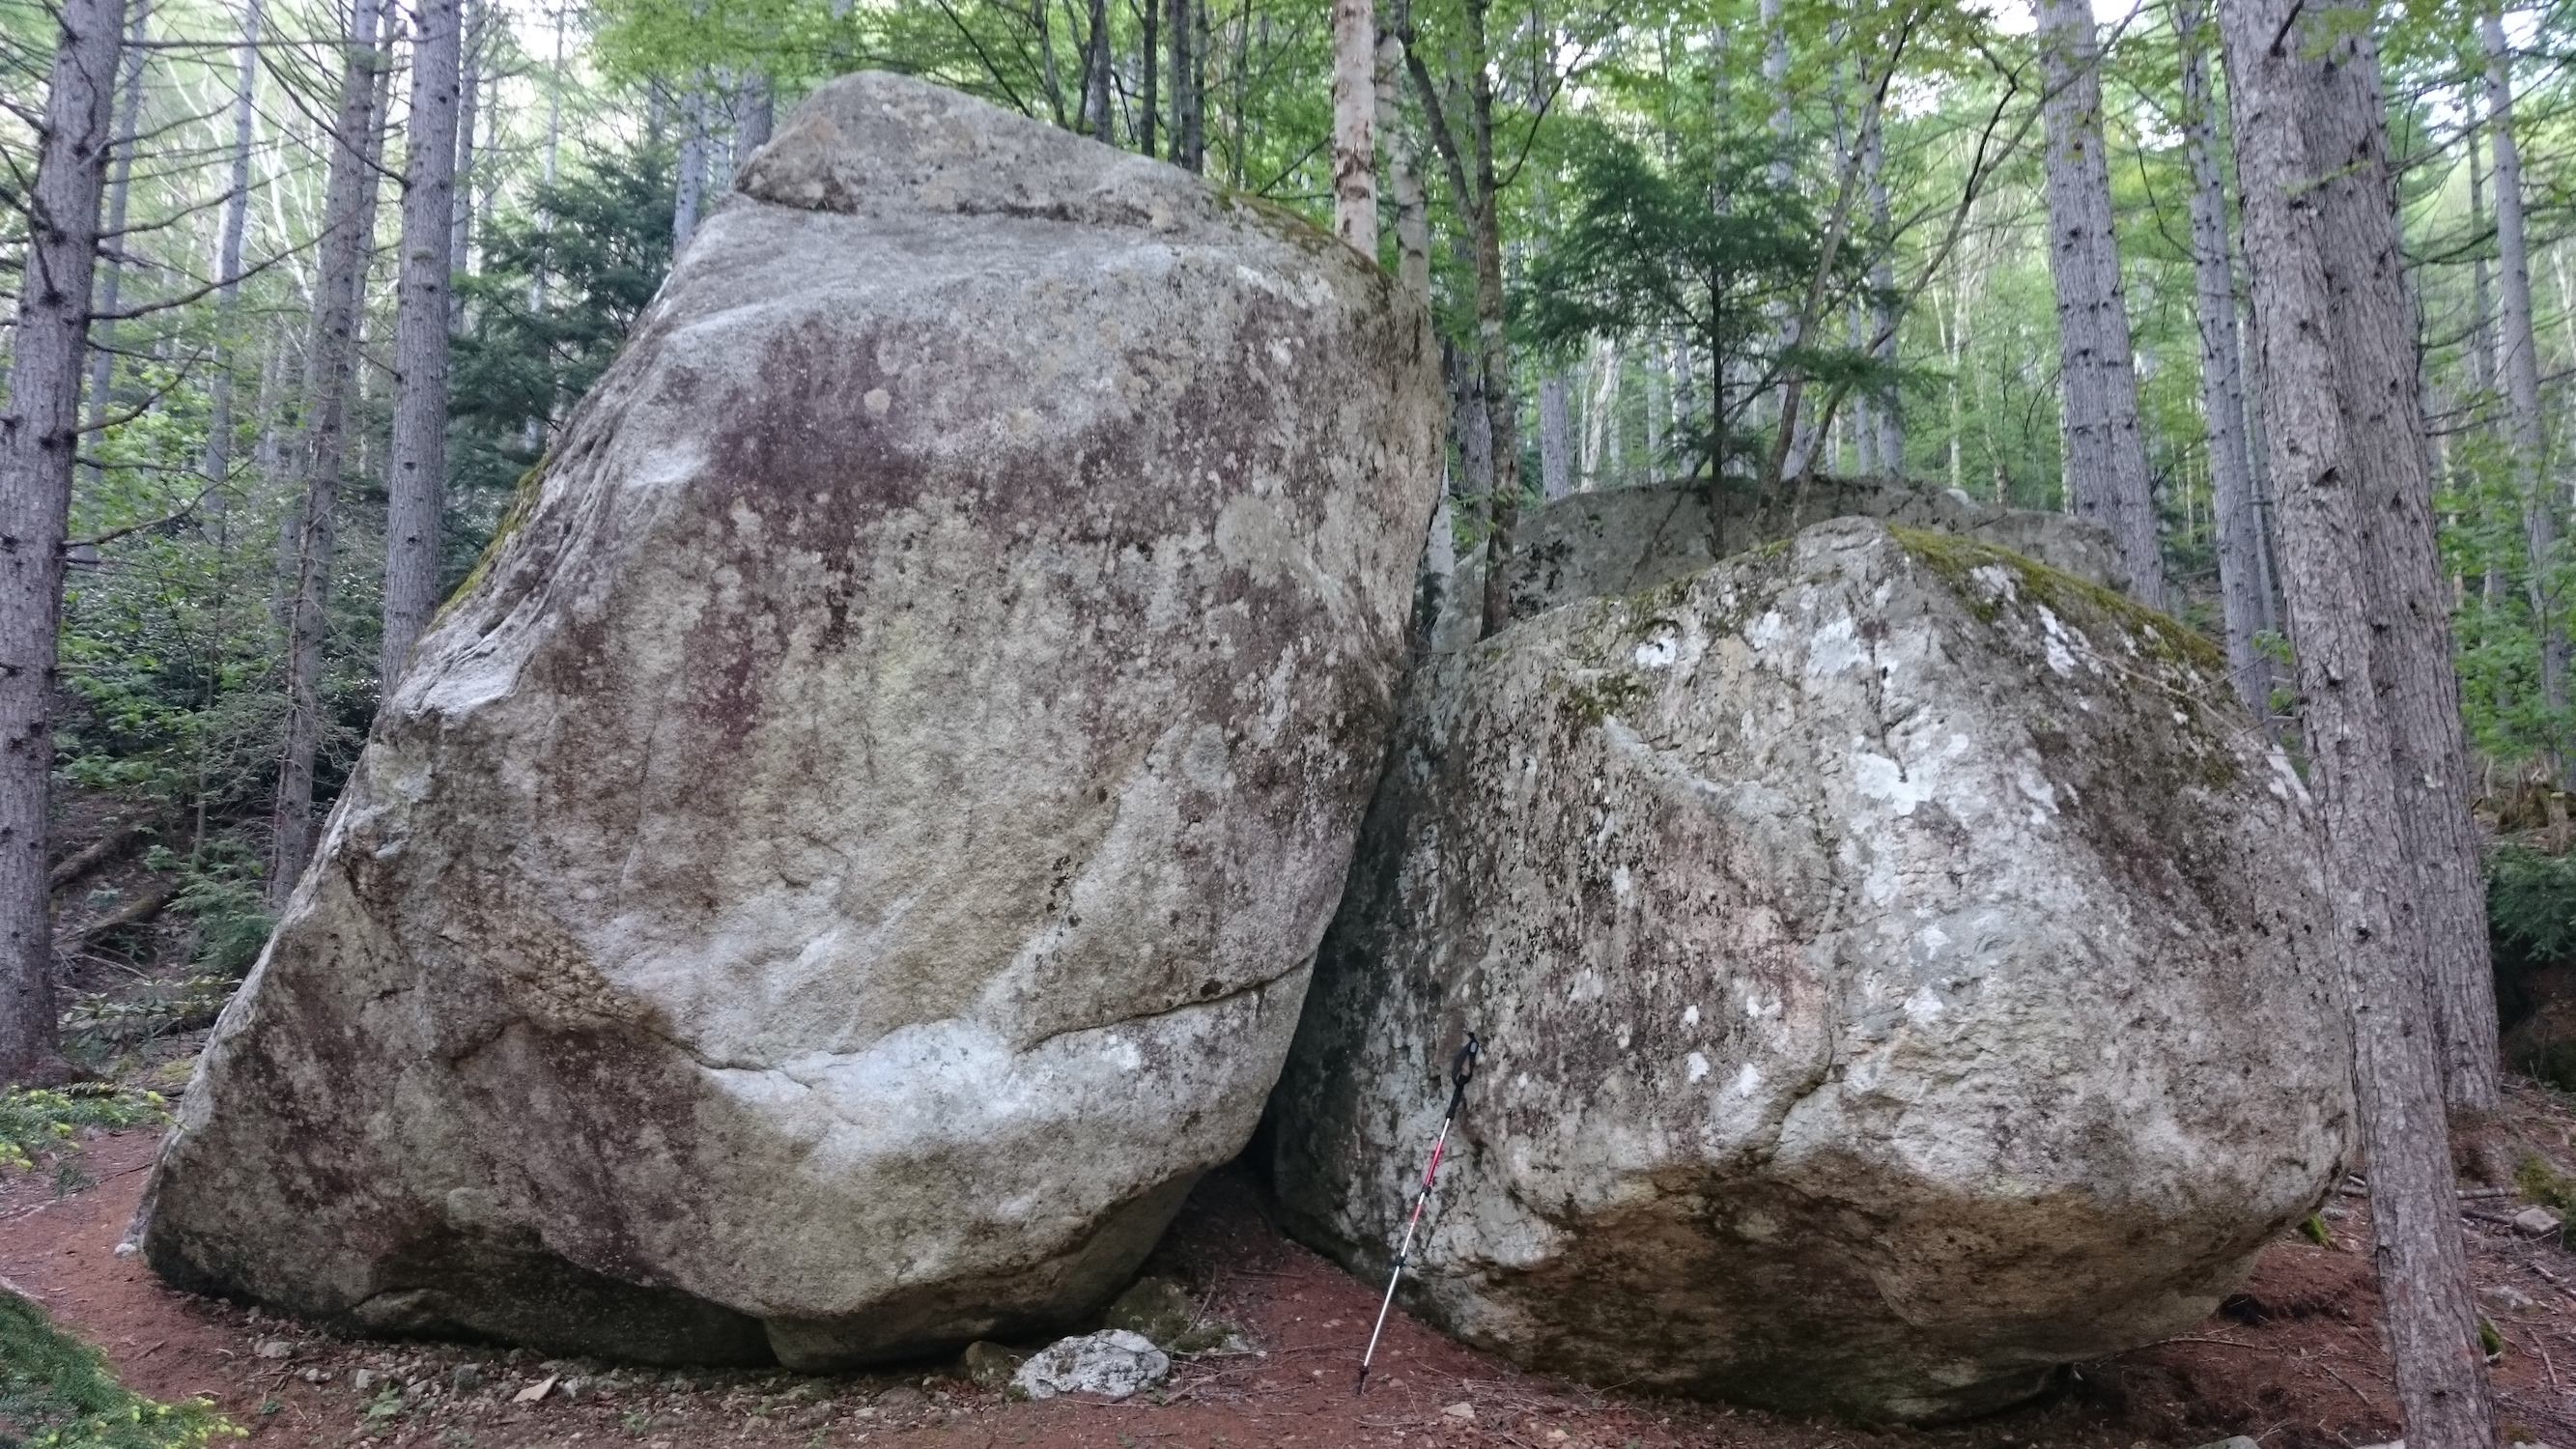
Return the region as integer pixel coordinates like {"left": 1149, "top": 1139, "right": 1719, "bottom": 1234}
{"left": 4, "top": 1067, "right": 2574, "bottom": 1449}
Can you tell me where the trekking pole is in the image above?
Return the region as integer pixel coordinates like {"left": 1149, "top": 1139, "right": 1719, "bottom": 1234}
{"left": 1355, "top": 1033, "right": 1481, "bottom": 1396}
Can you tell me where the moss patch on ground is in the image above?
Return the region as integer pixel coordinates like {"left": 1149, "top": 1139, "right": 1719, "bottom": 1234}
{"left": 0, "top": 1290, "right": 239, "bottom": 1447}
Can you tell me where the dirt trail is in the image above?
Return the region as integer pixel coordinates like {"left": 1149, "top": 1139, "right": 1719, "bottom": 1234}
{"left": 6, "top": 1100, "right": 2574, "bottom": 1449}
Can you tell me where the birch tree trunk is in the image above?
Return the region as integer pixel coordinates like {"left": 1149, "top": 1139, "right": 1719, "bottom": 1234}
{"left": 1330, "top": 0, "right": 1373, "bottom": 251}
{"left": 2220, "top": 2, "right": 2497, "bottom": 1442}
{"left": 271, "top": 0, "right": 386, "bottom": 907}
{"left": 2306, "top": 10, "right": 2498, "bottom": 1113}
{"left": 2483, "top": 12, "right": 2569, "bottom": 755}
{"left": 1376, "top": 25, "right": 1427, "bottom": 299}
{"left": 382, "top": 0, "right": 465, "bottom": 692}
{"left": 202, "top": 0, "right": 264, "bottom": 492}
{"left": 79, "top": 0, "right": 152, "bottom": 483}
{"left": 0, "top": 0, "right": 127, "bottom": 1085}
{"left": 2035, "top": 0, "right": 2164, "bottom": 610}
{"left": 2174, "top": 0, "right": 2266, "bottom": 716}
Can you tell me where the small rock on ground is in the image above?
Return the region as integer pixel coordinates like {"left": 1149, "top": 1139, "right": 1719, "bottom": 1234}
{"left": 1011, "top": 1329, "right": 1170, "bottom": 1402}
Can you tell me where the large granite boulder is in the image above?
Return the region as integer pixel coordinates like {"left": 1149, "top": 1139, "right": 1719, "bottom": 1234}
{"left": 1271, "top": 518, "right": 2350, "bottom": 1422}
{"left": 144, "top": 72, "right": 1442, "bottom": 1367}
{"left": 1431, "top": 476, "right": 2125, "bottom": 652}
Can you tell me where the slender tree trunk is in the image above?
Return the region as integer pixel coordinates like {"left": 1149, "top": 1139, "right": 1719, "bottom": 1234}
{"left": 0, "top": 0, "right": 127, "bottom": 1085}
{"left": 673, "top": 82, "right": 708, "bottom": 252}
{"left": 272, "top": 0, "right": 385, "bottom": 907}
{"left": 741, "top": 72, "right": 774, "bottom": 154}
{"left": 2220, "top": 4, "right": 2497, "bottom": 1445}
{"left": 202, "top": 0, "right": 264, "bottom": 492}
{"left": 1139, "top": 0, "right": 1158, "bottom": 156}
{"left": 1539, "top": 373, "right": 1571, "bottom": 500}
{"left": 79, "top": 0, "right": 151, "bottom": 484}
{"left": 2484, "top": 12, "right": 2568, "bottom": 756}
{"left": 448, "top": 0, "right": 481, "bottom": 329}
{"left": 1864, "top": 106, "right": 1900, "bottom": 473}
{"left": 2305, "top": 11, "right": 2496, "bottom": 1113}
{"left": 2469, "top": 97, "right": 2496, "bottom": 402}
{"left": 1376, "top": 25, "right": 1427, "bottom": 299}
{"left": 1459, "top": 0, "right": 1517, "bottom": 639}
{"left": 382, "top": 0, "right": 464, "bottom": 693}
{"left": 1167, "top": 0, "right": 1199, "bottom": 171}
{"left": 1330, "top": 0, "right": 1374, "bottom": 251}
{"left": 2035, "top": 0, "right": 2164, "bottom": 610}
{"left": 1085, "top": 0, "right": 1112, "bottom": 140}
{"left": 2174, "top": 0, "right": 2266, "bottom": 716}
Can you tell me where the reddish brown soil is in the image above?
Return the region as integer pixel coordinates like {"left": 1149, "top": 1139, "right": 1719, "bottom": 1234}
{"left": 7, "top": 1085, "right": 2574, "bottom": 1449}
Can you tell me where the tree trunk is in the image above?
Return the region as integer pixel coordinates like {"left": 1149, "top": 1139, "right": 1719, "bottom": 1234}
{"left": 1168, "top": 0, "right": 1201, "bottom": 172}
{"left": 2468, "top": 96, "right": 2496, "bottom": 401}
{"left": 79, "top": 0, "right": 152, "bottom": 485}
{"left": 381, "top": 0, "right": 464, "bottom": 693}
{"left": 741, "top": 72, "right": 774, "bottom": 154}
{"left": 2306, "top": 11, "right": 2498, "bottom": 1113}
{"left": 1086, "top": 0, "right": 1112, "bottom": 141}
{"left": 271, "top": 0, "right": 386, "bottom": 908}
{"left": 448, "top": 0, "right": 481, "bottom": 328}
{"left": 1376, "top": 26, "right": 1427, "bottom": 299}
{"left": 1140, "top": 0, "right": 1158, "bottom": 156}
{"left": 2484, "top": 12, "right": 2568, "bottom": 757}
{"left": 2035, "top": 0, "right": 2164, "bottom": 610}
{"left": 1461, "top": 0, "right": 1516, "bottom": 639}
{"left": 673, "top": 82, "right": 708, "bottom": 252}
{"left": 202, "top": 0, "right": 264, "bottom": 493}
{"left": 1864, "top": 106, "right": 1900, "bottom": 473}
{"left": 1330, "top": 0, "right": 1373, "bottom": 252}
{"left": 2174, "top": 0, "right": 2267, "bottom": 716}
{"left": 0, "top": 0, "right": 127, "bottom": 1084}
{"left": 1539, "top": 373, "right": 1571, "bottom": 500}
{"left": 2219, "top": 3, "right": 2497, "bottom": 1444}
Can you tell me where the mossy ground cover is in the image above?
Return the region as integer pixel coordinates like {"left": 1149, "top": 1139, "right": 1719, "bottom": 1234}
{"left": 0, "top": 1088, "right": 168, "bottom": 1176}
{"left": 0, "top": 1290, "right": 238, "bottom": 1448}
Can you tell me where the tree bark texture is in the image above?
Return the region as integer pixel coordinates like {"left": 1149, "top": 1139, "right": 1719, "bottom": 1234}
{"left": 79, "top": 0, "right": 152, "bottom": 483}
{"left": 1330, "top": 0, "right": 1374, "bottom": 252}
{"left": 271, "top": 0, "right": 385, "bottom": 908}
{"left": 381, "top": 0, "right": 465, "bottom": 692}
{"left": 1169, "top": 0, "right": 1203, "bottom": 172}
{"left": 0, "top": 0, "right": 127, "bottom": 1084}
{"left": 2174, "top": 0, "right": 2267, "bottom": 716}
{"left": 673, "top": 83, "right": 707, "bottom": 252}
{"left": 1376, "top": 27, "right": 1428, "bottom": 300}
{"left": 2219, "top": 2, "right": 2497, "bottom": 1443}
{"left": 2305, "top": 10, "right": 2498, "bottom": 1113}
{"left": 2483, "top": 13, "right": 2568, "bottom": 746}
{"left": 2035, "top": 0, "right": 2164, "bottom": 610}
{"left": 203, "top": 0, "right": 264, "bottom": 492}
{"left": 1085, "top": 0, "right": 1112, "bottom": 141}
{"left": 1539, "top": 372, "right": 1571, "bottom": 500}
{"left": 449, "top": 0, "right": 481, "bottom": 327}
{"left": 1864, "top": 106, "right": 1900, "bottom": 473}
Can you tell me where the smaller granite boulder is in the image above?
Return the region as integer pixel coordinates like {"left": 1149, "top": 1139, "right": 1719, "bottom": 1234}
{"left": 1012, "top": 1330, "right": 1171, "bottom": 1401}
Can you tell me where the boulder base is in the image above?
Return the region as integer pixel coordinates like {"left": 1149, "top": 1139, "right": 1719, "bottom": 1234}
{"left": 144, "top": 71, "right": 1440, "bottom": 1367}
{"left": 1271, "top": 519, "right": 2350, "bottom": 1422}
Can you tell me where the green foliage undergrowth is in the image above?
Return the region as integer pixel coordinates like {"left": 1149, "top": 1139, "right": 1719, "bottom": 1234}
{"left": 0, "top": 1087, "right": 170, "bottom": 1174}
{"left": 0, "top": 1290, "right": 240, "bottom": 1447}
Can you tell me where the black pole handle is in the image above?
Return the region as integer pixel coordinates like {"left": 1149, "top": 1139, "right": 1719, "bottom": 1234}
{"left": 1447, "top": 1034, "right": 1482, "bottom": 1111}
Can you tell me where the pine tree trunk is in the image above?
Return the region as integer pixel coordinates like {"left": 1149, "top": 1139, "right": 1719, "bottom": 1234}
{"left": 2469, "top": 98, "right": 2496, "bottom": 401}
{"left": 2219, "top": 3, "right": 2497, "bottom": 1443}
{"left": 2306, "top": 9, "right": 2498, "bottom": 1113}
{"left": 2174, "top": 0, "right": 2267, "bottom": 716}
{"left": 2036, "top": 0, "right": 2164, "bottom": 610}
{"left": 2484, "top": 12, "right": 2569, "bottom": 756}
{"left": 448, "top": 0, "right": 481, "bottom": 328}
{"left": 1330, "top": 0, "right": 1373, "bottom": 251}
{"left": 271, "top": 0, "right": 385, "bottom": 908}
{"left": 381, "top": 0, "right": 464, "bottom": 693}
{"left": 202, "top": 0, "right": 264, "bottom": 493}
{"left": 0, "top": 0, "right": 127, "bottom": 1085}
{"left": 79, "top": 0, "right": 152, "bottom": 483}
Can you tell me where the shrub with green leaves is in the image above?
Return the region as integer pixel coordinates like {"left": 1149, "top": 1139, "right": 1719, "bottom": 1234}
{"left": 0, "top": 1087, "right": 170, "bottom": 1173}
{"left": 0, "top": 1290, "right": 240, "bottom": 1447}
